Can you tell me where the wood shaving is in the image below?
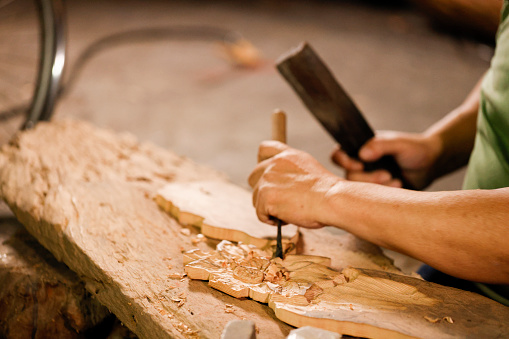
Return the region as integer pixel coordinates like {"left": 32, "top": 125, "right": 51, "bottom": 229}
{"left": 168, "top": 273, "right": 186, "bottom": 279}
{"left": 424, "top": 315, "right": 454, "bottom": 324}
{"left": 224, "top": 304, "right": 234, "bottom": 313}
{"left": 424, "top": 316, "right": 441, "bottom": 323}
{"left": 172, "top": 321, "right": 199, "bottom": 336}
{"left": 192, "top": 234, "right": 206, "bottom": 245}
{"left": 171, "top": 297, "right": 186, "bottom": 308}
{"left": 443, "top": 316, "right": 454, "bottom": 324}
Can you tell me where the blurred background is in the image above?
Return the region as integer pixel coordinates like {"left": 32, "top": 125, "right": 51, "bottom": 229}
{"left": 0, "top": 0, "right": 503, "bottom": 270}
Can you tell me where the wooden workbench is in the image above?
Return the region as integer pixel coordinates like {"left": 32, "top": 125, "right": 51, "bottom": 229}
{"left": 0, "top": 120, "right": 405, "bottom": 338}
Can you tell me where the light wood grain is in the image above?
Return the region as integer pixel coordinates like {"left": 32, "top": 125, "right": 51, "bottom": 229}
{"left": 185, "top": 241, "right": 509, "bottom": 339}
{"left": 271, "top": 109, "right": 287, "bottom": 143}
{"left": 0, "top": 120, "right": 417, "bottom": 338}
{"left": 156, "top": 180, "right": 300, "bottom": 250}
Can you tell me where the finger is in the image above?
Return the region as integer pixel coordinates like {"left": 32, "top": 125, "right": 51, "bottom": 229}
{"left": 359, "top": 135, "right": 407, "bottom": 162}
{"left": 346, "top": 169, "right": 392, "bottom": 184}
{"left": 258, "top": 140, "right": 289, "bottom": 163}
{"left": 387, "top": 178, "right": 403, "bottom": 188}
{"left": 331, "top": 146, "right": 364, "bottom": 171}
{"left": 248, "top": 160, "right": 270, "bottom": 188}
{"left": 254, "top": 188, "right": 275, "bottom": 226}
{"left": 252, "top": 185, "right": 259, "bottom": 207}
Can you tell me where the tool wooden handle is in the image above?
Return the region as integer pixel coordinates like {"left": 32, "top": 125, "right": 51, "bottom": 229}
{"left": 272, "top": 109, "right": 287, "bottom": 143}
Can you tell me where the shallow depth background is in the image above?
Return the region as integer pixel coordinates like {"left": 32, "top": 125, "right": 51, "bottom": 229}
{"left": 8, "top": 0, "right": 497, "bottom": 272}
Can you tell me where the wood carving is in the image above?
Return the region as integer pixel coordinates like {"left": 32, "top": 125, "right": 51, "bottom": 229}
{"left": 185, "top": 241, "right": 509, "bottom": 339}
{"left": 156, "top": 180, "right": 300, "bottom": 250}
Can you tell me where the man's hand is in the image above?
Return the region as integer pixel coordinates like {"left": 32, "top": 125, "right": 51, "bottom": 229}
{"left": 331, "top": 131, "right": 441, "bottom": 190}
{"left": 248, "top": 140, "right": 341, "bottom": 228}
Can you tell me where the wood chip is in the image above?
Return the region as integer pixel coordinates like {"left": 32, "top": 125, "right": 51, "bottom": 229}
{"left": 191, "top": 234, "right": 206, "bottom": 245}
{"left": 424, "top": 316, "right": 441, "bottom": 323}
{"left": 423, "top": 315, "right": 454, "bottom": 324}
{"left": 180, "top": 229, "right": 191, "bottom": 236}
{"left": 168, "top": 272, "right": 186, "bottom": 279}
{"left": 172, "top": 321, "right": 199, "bottom": 336}
{"left": 443, "top": 316, "right": 454, "bottom": 324}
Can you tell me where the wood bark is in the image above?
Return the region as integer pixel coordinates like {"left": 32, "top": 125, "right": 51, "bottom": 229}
{"left": 0, "top": 217, "right": 111, "bottom": 338}
{"left": 0, "top": 120, "right": 421, "bottom": 338}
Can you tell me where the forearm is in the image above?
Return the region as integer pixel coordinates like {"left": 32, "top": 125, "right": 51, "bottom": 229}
{"left": 323, "top": 180, "right": 509, "bottom": 284}
{"left": 423, "top": 74, "right": 484, "bottom": 178}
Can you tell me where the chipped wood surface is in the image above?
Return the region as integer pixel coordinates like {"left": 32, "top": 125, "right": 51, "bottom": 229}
{"left": 0, "top": 120, "right": 415, "bottom": 338}
{"left": 185, "top": 241, "right": 509, "bottom": 339}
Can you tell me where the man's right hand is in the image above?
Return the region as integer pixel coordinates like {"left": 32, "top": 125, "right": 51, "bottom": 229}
{"left": 331, "top": 131, "right": 442, "bottom": 190}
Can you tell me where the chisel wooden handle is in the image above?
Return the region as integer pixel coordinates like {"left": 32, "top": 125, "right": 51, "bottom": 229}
{"left": 272, "top": 109, "right": 287, "bottom": 143}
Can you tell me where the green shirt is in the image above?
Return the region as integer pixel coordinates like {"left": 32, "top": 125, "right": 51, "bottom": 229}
{"left": 463, "top": 1, "right": 509, "bottom": 305}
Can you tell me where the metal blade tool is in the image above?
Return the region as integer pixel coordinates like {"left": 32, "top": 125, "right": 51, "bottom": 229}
{"left": 276, "top": 42, "right": 413, "bottom": 189}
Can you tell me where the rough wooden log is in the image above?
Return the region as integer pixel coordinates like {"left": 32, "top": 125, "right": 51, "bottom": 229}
{"left": 0, "top": 120, "right": 407, "bottom": 338}
{"left": 184, "top": 241, "right": 509, "bottom": 339}
{"left": 0, "top": 217, "right": 111, "bottom": 338}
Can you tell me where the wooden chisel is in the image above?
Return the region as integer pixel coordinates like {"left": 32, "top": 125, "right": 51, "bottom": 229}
{"left": 272, "top": 109, "right": 286, "bottom": 259}
{"left": 276, "top": 42, "right": 413, "bottom": 189}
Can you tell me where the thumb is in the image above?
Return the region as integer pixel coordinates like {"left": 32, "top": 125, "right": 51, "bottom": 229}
{"left": 258, "top": 140, "right": 289, "bottom": 163}
{"left": 359, "top": 136, "right": 405, "bottom": 162}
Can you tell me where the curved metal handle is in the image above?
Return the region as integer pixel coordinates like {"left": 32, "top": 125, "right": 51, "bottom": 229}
{"left": 23, "top": 0, "right": 66, "bottom": 129}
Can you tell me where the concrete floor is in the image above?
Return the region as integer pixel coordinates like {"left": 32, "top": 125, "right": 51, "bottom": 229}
{"left": 8, "top": 0, "right": 494, "bottom": 272}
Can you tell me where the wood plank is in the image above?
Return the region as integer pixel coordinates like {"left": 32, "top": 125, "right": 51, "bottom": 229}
{"left": 156, "top": 181, "right": 300, "bottom": 250}
{"left": 0, "top": 120, "right": 409, "bottom": 338}
{"left": 184, "top": 241, "right": 509, "bottom": 339}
